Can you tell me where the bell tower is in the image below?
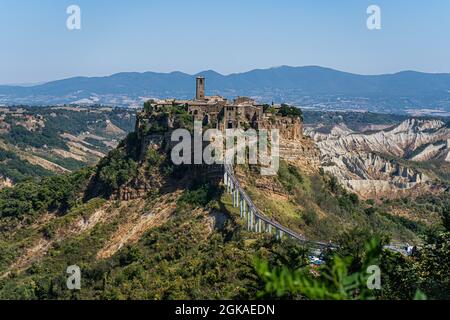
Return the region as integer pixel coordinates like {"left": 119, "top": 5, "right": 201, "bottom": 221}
{"left": 196, "top": 76, "right": 205, "bottom": 100}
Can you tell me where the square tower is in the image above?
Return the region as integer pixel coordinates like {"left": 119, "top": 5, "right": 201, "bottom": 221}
{"left": 196, "top": 76, "right": 205, "bottom": 100}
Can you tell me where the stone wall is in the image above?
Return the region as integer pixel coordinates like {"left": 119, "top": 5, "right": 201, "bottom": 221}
{"left": 258, "top": 115, "right": 303, "bottom": 140}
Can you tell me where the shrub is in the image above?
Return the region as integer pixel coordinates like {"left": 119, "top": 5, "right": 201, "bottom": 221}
{"left": 302, "top": 209, "right": 318, "bottom": 226}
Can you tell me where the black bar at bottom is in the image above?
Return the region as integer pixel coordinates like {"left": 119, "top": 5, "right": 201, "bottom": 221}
{"left": 0, "top": 300, "right": 443, "bottom": 319}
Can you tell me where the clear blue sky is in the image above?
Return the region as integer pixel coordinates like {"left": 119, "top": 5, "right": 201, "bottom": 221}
{"left": 0, "top": 0, "right": 449, "bottom": 84}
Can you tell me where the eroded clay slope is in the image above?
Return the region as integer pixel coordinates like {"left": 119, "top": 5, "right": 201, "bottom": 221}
{"left": 307, "top": 119, "right": 450, "bottom": 198}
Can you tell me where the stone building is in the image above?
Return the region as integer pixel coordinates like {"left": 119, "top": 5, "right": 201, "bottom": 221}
{"left": 139, "top": 77, "right": 303, "bottom": 140}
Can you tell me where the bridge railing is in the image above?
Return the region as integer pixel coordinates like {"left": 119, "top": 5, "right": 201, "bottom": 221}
{"left": 223, "top": 163, "right": 334, "bottom": 249}
{"left": 223, "top": 163, "right": 415, "bottom": 256}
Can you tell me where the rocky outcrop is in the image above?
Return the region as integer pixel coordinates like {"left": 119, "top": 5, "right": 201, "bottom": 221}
{"left": 279, "top": 136, "right": 321, "bottom": 174}
{"left": 0, "top": 176, "right": 13, "bottom": 189}
{"left": 307, "top": 119, "right": 450, "bottom": 199}
{"left": 410, "top": 141, "right": 448, "bottom": 162}
{"left": 304, "top": 123, "right": 354, "bottom": 142}
{"left": 312, "top": 119, "right": 450, "bottom": 159}
{"left": 259, "top": 115, "right": 303, "bottom": 140}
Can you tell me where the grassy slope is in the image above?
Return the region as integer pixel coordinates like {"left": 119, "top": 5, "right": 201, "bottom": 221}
{"left": 237, "top": 161, "right": 441, "bottom": 244}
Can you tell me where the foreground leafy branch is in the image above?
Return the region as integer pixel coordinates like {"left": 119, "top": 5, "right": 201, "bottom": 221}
{"left": 255, "top": 238, "right": 383, "bottom": 300}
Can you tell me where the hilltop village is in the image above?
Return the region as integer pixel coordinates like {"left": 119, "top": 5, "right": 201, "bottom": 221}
{"left": 112, "top": 77, "right": 311, "bottom": 201}
{"left": 136, "top": 77, "right": 303, "bottom": 141}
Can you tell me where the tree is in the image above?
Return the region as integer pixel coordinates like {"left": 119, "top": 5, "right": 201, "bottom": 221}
{"left": 278, "top": 104, "right": 303, "bottom": 119}
{"left": 254, "top": 238, "right": 383, "bottom": 300}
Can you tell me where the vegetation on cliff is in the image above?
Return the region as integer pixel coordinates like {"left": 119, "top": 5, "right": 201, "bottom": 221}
{"left": 0, "top": 168, "right": 92, "bottom": 219}
{"left": 86, "top": 132, "right": 140, "bottom": 198}
{"left": 140, "top": 102, "right": 193, "bottom": 134}
{"left": 263, "top": 104, "right": 303, "bottom": 120}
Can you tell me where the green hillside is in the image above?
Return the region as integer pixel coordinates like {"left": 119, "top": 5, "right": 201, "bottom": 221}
{"left": 0, "top": 127, "right": 448, "bottom": 300}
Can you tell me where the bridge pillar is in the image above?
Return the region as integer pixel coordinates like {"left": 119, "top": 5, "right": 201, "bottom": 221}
{"left": 232, "top": 189, "right": 235, "bottom": 206}
{"left": 239, "top": 198, "right": 244, "bottom": 218}
{"left": 237, "top": 191, "right": 240, "bottom": 208}
{"left": 258, "top": 218, "right": 262, "bottom": 233}
{"left": 232, "top": 188, "right": 235, "bottom": 206}
{"left": 252, "top": 212, "right": 255, "bottom": 232}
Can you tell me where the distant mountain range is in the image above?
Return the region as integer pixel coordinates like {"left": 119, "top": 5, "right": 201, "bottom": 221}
{"left": 1, "top": 66, "right": 450, "bottom": 114}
